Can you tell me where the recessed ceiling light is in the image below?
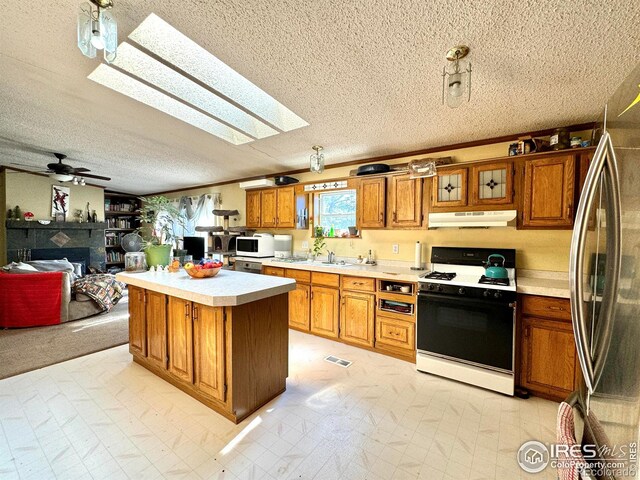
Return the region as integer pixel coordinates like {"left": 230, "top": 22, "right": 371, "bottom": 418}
{"left": 111, "top": 42, "right": 278, "bottom": 140}
{"left": 88, "top": 64, "right": 253, "bottom": 145}
{"left": 128, "top": 13, "right": 309, "bottom": 132}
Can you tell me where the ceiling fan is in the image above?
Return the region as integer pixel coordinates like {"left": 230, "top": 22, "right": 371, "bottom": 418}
{"left": 6, "top": 150, "right": 111, "bottom": 184}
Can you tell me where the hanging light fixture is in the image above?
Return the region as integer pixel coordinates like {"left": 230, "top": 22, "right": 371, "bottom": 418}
{"left": 310, "top": 145, "right": 325, "bottom": 173}
{"left": 77, "top": 0, "right": 117, "bottom": 63}
{"left": 442, "top": 45, "right": 471, "bottom": 108}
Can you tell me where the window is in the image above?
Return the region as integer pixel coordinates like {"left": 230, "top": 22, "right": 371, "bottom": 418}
{"left": 316, "top": 189, "right": 357, "bottom": 236}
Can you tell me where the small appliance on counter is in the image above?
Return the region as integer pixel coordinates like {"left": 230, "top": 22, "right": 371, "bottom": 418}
{"left": 274, "top": 234, "right": 293, "bottom": 258}
{"left": 235, "top": 233, "right": 275, "bottom": 258}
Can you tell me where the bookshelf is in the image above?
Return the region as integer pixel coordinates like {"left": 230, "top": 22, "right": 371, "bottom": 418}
{"left": 104, "top": 192, "right": 141, "bottom": 272}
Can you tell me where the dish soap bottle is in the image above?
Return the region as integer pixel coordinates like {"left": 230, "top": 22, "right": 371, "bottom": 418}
{"left": 329, "top": 225, "right": 335, "bottom": 237}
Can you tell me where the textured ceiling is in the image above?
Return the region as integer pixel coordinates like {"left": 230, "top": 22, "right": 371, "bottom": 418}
{"left": 0, "top": 1, "right": 639, "bottom": 194}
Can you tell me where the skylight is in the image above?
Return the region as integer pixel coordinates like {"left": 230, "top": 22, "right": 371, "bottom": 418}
{"left": 128, "top": 13, "right": 309, "bottom": 133}
{"left": 88, "top": 64, "right": 253, "bottom": 145}
{"left": 111, "top": 43, "right": 278, "bottom": 140}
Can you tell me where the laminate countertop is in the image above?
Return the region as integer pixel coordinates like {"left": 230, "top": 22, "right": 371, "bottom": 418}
{"left": 516, "top": 270, "right": 570, "bottom": 299}
{"left": 116, "top": 270, "right": 295, "bottom": 306}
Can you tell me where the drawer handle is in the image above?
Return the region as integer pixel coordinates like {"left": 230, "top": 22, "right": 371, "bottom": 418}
{"left": 547, "top": 306, "right": 565, "bottom": 311}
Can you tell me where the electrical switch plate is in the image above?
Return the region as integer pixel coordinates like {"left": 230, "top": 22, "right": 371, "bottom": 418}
{"left": 301, "top": 240, "right": 309, "bottom": 249}
{"left": 392, "top": 244, "right": 399, "bottom": 254}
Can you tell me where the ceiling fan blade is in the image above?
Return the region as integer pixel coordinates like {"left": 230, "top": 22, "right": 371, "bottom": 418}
{"left": 80, "top": 173, "right": 111, "bottom": 181}
{"left": 72, "top": 167, "right": 91, "bottom": 173}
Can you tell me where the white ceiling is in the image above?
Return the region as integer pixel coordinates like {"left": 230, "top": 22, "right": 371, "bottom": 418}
{"left": 1, "top": 1, "right": 639, "bottom": 194}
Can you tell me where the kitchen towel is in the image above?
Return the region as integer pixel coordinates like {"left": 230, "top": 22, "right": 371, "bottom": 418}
{"left": 556, "top": 401, "right": 589, "bottom": 480}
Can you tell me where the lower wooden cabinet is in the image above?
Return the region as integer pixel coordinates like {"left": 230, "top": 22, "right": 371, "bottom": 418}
{"left": 128, "top": 286, "right": 146, "bottom": 356}
{"left": 263, "top": 266, "right": 285, "bottom": 277}
{"left": 193, "top": 304, "right": 226, "bottom": 401}
{"left": 146, "top": 290, "right": 167, "bottom": 370}
{"left": 375, "top": 315, "right": 415, "bottom": 355}
{"left": 519, "top": 295, "right": 579, "bottom": 401}
{"left": 340, "top": 291, "right": 375, "bottom": 347}
{"left": 288, "top": 283, "right": 311, "bottom": 331}
{"left": 310, "top": 286, "right": 340, "bottom": 338}
{"left": 167, "top": 296, "right": 194, "bottom": 383}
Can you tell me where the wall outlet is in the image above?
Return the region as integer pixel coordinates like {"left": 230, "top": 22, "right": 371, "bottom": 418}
{"left": 392, "top": 244, "right": 399, "bottom": 254}
{"left": 301, "top": 240, "right": 309, "bottom": 250}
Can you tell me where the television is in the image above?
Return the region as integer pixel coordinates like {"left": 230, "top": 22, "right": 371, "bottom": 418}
{"left": 183, "top": 236, "right": 205, "bottom": 262}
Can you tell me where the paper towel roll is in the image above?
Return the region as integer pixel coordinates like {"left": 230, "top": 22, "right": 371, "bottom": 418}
{"left": 414, "top": 241, "right": 422, "bottom": 269}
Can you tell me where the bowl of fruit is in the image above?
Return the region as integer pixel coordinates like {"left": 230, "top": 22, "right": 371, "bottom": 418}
{"left": 184, "top": 260, "right": 223, "bottom": 278}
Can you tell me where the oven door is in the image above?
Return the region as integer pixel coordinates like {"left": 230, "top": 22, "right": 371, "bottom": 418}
{"left": 417, "top": 293, "right": 515, "bottom": 373}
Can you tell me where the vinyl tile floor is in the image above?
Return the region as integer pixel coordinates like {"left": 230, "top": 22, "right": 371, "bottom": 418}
{"left": 0, "top": 330, "right": 559, "bottom": 480}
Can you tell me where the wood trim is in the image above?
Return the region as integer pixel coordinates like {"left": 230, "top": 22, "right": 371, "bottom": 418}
{"left": 146, "top": 123, "right": 595, "bottom": 195}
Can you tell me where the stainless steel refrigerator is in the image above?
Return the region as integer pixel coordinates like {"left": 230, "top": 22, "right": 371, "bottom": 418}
{"left": 568, "top": 61, "right": 640, "bottom": 479}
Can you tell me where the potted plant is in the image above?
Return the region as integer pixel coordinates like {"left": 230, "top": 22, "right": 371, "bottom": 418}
{"left": 311, "top": 226, "right": 326, "bottom": 261}
{"left": 137, "top": 196, "right": 186, "bottom": 267}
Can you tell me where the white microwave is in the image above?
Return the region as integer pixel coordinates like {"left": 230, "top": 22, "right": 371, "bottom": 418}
{"left": 235, "top": 234, "right": 275, "bottom": 258}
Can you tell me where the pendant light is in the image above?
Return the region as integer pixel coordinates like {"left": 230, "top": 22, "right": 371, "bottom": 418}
{"left": 77, "top": 0, "right": 117, "bottom": 63}
{"left": 310, "top": 145, "right": 325, "bottom": 173}
{"left": 442, "top": 45, "right": 472, "bottom": 108}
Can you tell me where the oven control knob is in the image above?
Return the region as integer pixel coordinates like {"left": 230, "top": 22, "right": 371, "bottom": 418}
{"left": 458, "top": 288, "right": 466, "bottom": 295}
{"left": 494, "top": 291, "right": 502, "bottom": 299}
{"left": 483, "top": 289, "right": 491, "bottom": 297}
{"left": 436, "top": 285, "right": 444, "bottom": 292}
{"left": 427, "top": 283, "right": 435, "bottom": 290}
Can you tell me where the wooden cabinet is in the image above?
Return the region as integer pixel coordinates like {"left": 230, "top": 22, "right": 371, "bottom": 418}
{"left": 340, "top": 291, "right": 374, "bottom": 347}
{"left": 289, "top": 283, "right": 311, "bottom": 331}
{"left": 358, "top": 177, "right": 386, "bottom": 228}
{"left": 521, "top": 154, "right": 575, "bottom": 228}
{"left": 520, "top": 295, "right": 579, "bottom": 401}
{"left": 260, "top": 189, "right": 277, "bottom": 228}
{"left": 388, "top": 175, "right": 423, "bottom": 227}
{"left": 128, "top": 286, "right": 146, "bottom": 356}
{"left": 276, "top": 186, "right": 296, "bottom": 228}
{"left": 146, "top": 290, "right": 167, "bottom": 370}
{"left": 310, "top": 285, "right": 340, "bottom": 338}
{"left": 167, "top": 296, "right": 194, "bottom": 383}
{"left": 341, "top": 276, "right": 375, "bottom": 292}
{"left": 432, "top": 168, "right": 468, "bottom": 209}
{"left": 263, "top": 266, "right": 285, "bottom": 277}
{"left": 245, "top": 190, "right": 262, "bottom": 228}
{"left": 375, "top": 316, "right": 415, "bottom": 354}
{"left": 193, "top": 304, "right": 225, "bottom": 401}
{"left": 470, "top": 161, "right": 514, "bottom": 207}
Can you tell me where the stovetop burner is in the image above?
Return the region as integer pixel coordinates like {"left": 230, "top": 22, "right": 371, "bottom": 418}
{"left": 424, "top": 271, "right": 457, "bottom": 281}
{"left": 479, "top": 276, "right": 510, "bottom": 287}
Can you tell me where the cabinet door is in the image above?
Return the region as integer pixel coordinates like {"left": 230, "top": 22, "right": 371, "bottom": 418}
{"left": 340, "top": 292, "right": 374, "bottom": 347}
{"left": 470, "top": 161, "right": 514, "bottom": 207}
{"left": 522, "top": 155, "right": 575, "bottom": 227}
{"left": 193, "top": 304, "right": 226, "bottom": 401}
{"left": 289, "top": 283, "right": 311, "bottom": 331}
{"left": 375, "top": 315, "right": 415, "bottom": 353}
{"left": 358, "top": 177, "right": 386, "bottom": 228}
{"left": 128, "top": 286, "right": 146, "bottom": 357}
{"left": 261, "top": 189, "right": 277, "bottom": 228}
{"left": 431, "top": 168, "right": 468, "bottom": 209}
{"left": 167, "top": 297, "right": 193, "bottom": 383}
{"left": 245, "top": 190, "right": 261, "bottom": 228}
{"left": 388, "top": 175, "right": 422, "bottom": 227}
{"left": 521, "top": 316, "right": 578, "bottom": 400}
{"left": 146, "top": 291, "right": 167, "bottom": 370}
{"left": 310, "top": 286, "right": 339, "bottom": 338}
{"left": 276, "top": 186, "right": 296, "bottom": 228}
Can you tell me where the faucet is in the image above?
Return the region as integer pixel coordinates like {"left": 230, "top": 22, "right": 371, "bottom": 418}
{"left": 327, "top": 250, "right": 336, "bottom": 264}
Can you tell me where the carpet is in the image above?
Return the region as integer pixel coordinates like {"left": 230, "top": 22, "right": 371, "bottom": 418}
{"left": 0, "top": 295, "right": 129, "bottom": 379}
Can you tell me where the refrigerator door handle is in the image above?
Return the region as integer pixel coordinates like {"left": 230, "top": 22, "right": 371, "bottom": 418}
{"left": 569, "top": 131, "right": 622, "bottom": 395}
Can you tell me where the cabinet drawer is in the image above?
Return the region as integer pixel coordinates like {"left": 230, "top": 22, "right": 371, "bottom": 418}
{"left": 341, "top": 276, "right": 375, "bottom": 292}
{"left": 286, "top": 269, "right": 311, "bottom": 283}
{"left": 262, "top": 266, "right": 285, "bottom": 277}
{"left": 375, "top": 316, "right": 415, "bottom": 352}
{"left": 312, "top": 272, "right": 340, "bottom": 288}
{"left": 522, "top": 295, "right": 571, "bottom": 321}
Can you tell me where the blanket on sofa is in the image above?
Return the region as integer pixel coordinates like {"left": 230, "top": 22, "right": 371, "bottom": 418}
{"left": 73, "top": 274, "right": 125, "bottom": 312}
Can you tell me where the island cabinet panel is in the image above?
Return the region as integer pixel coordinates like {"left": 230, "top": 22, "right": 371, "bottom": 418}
{"left": 167, "top": 297, "right": 194, "bottom": 383}
{"left": 193, "top": 304, "right": 226, "bottom": 401}
{"left": 276, "top": 186, "right": 296, "bottom": 228}
{"left": 245, "top": 190, "right": 261, "bottom": 228}
{"left": 521, "top": 154, "right": 575, "bottom": 228}
{"left": 388, "top": 175, "right": 423, "bottom": 228}
{"left": 128, "top": 286, "right": 146, "bottom": 357}
{"left": 310, "top": 286, "right": 340, "bottom": 338}
{"left": 146, "top": 291, "right": 167, "bottom": 369}
{"left": 288, "top": 283, "right": 311, "bottom": 331}
{"left": 261, "top": 189, "right": 277, "bottom": 228}
{"left": 340, "top": 291, "right": 374, "bottom": 347}
{"left": 358, "top": 177, "right": 386, "bottom": 228}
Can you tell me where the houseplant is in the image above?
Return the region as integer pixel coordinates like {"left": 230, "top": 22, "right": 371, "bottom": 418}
{"left": 311, "top": 226, "right": 326, "bottom": 261}
{"left": 137, "top": 195, "right": 186, "bottom": 267}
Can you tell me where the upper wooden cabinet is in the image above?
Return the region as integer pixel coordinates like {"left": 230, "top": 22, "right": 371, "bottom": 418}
{"left": 470, "top": 161, "right": 515, "bottom": 207}
{"left": 358, "top": 177, "right": 386, "bottom": 228}
{"left": 388, "top": 175, "right": 423, "bottom": 228}
{"left": 245, "top": 190, "right": 261, "bottom": 228}
{"left": 521, "top": 154, "right": 575, "bottom": 228}
{"left": 276, "top": 186, "right": 296, "bottom": 228}
{"left": 432, "top": 167, "right": 468, "bottom": 209}
{"left": 260, "top": 189, "right": 277, "bottom": 228}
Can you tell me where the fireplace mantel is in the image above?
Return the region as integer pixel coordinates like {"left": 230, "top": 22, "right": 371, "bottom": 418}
{"left": 6, "top": 220, "right": 107, "bottom": 231}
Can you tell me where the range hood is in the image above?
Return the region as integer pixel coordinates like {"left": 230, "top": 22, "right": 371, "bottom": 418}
{"left": 428, "top": 210, "right": 517, "bottom": 228}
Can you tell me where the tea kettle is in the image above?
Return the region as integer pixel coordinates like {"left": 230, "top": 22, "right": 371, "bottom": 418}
{"left": 484, "top": 254, "right": 509, "bottom": 279}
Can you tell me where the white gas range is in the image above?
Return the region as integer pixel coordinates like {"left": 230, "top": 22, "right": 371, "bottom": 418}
{"left": 416, "top": 247, "right": 517, "bottom": 396}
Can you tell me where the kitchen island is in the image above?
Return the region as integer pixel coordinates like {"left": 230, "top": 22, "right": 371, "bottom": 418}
{"left": 116, "top": 270, "right": 295, "bottom": 423}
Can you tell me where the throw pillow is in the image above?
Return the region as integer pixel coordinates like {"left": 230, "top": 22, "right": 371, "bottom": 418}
{"left": 27, "top": 259, "right": 75, "bottom": 274}
{"left": 1, "top": 262, "right": 39, "bottom": 273}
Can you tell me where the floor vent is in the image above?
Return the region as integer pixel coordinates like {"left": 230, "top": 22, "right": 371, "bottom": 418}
{"left": 324, "top": 355, "right": 352, "bottom": 368}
